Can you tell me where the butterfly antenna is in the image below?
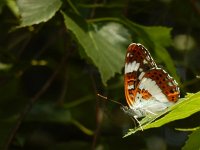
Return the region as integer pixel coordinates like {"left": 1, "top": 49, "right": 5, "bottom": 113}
{"left": 97, "top": 94, "right": 124, "bottom": 107}
{"left": 98, "top": 94, "right": 144, "bottom": 131}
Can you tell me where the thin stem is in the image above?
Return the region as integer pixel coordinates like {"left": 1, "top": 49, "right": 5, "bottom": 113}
{"left": 89, "top": 71, "right": 101, "bottom": 150}
{"left": 67, "top": 0, "right": 80, "bottom": 15}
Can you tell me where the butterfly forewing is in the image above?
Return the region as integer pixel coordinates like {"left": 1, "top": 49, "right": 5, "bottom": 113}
{"left": 124, "top": 43, "right": 157, "bottom": 107}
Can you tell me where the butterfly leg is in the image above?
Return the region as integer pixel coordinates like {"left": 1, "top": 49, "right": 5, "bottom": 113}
{"left": 133, "top": 115, "right": 143, "bottom": 131}
{"left": 143, "top": 109, "right": 157, "bottom": 116}
{"left": 130, "top": 116, "right": 137, "bottom": 130}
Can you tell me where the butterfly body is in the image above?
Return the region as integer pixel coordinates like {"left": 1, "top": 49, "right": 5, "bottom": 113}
{"left": 124, "top": 43, "right": 180, "bottom": 119}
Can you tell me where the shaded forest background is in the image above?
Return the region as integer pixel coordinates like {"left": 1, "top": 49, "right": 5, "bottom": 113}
{"left": 0, "top": 0, "right": 200, "bottom": 150}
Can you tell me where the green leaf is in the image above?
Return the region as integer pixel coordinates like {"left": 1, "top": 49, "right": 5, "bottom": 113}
{"left": 141, "top": 26, "right": 180, "bottom": 83}
{"left": 124, "top": 92, "right": 200, "bottom": 137}
{"left": 142, "top": 26, "right": 172, "bottom": 47}
{"left": 6, "top": 0, "right": 19, "bottom": 17}
{"left": 16, "top": 0, "right": 62, "bottom": 27}
{"left": 182, "top": 128, "right": 200, "bottom": 150}
{"left": 84, "top": 17, "right": 179, "bottom": 84}
{"left": 62, "top": 12, "right": 132, "bottom": 85}
{"left": 122, "top": 18, "right": 172, "bottom": 47}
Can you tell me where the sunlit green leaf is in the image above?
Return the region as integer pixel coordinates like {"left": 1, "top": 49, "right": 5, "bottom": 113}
{"left": 124, "top": 92, "right": 200, "bottom": 137}
{"left": 6, "top": 0, "right": 19, "bottom": 17}
{"left": 17, "top": 0, "right": 62, "bottom": 27}
{"left": 62, "top": 12, "right": 132, "bottom": 85}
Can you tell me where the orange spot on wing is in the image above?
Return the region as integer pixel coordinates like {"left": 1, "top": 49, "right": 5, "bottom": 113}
{"left": 139, "top": 89, "right": 152, "bottom": 100}
{"left": 168, "top": 91, "right": 179, "bottom": 102}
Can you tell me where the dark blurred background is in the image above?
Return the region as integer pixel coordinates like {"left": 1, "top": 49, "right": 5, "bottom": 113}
{"left": 0, "top": 0, "right": 199, "bottom": 150}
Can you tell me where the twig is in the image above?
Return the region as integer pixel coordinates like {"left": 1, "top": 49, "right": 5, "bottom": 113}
{"left": 90, "top": 70, "right": 103, "bottom": 150}
{"left": 57, "top": 67, "right": 68, "bottom": 106}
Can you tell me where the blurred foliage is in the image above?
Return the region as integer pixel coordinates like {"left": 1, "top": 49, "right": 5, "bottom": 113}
{"left": 0, "top": 0, "right": 200, "bottom": 149}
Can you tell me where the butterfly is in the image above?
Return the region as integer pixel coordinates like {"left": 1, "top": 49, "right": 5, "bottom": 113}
{"left": 122, "top": 43, "right": 180, "bottom": 123}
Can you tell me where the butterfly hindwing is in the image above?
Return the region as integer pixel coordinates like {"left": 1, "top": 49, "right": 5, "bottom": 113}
{"left": 138, "top": 68, "right": 180, "bottom": 103}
